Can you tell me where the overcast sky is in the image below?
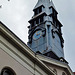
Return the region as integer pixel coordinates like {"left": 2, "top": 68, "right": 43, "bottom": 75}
{"left": 0, "top": 0, "right": 75, "bottom": 72}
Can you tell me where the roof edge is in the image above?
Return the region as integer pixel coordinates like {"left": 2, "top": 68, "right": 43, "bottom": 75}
{"left": 36, "top": 54, "right": 74, "bottom": 75}
{"left": 0, "top": 21, "right": 55, "bottom": 75}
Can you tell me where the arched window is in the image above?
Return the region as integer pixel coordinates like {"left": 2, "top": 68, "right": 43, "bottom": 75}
{"left": 62, "top": 72, "right": 66, "bottom": 75}
{"left": 1, "top": 67, "right": 16, "bottom": 75}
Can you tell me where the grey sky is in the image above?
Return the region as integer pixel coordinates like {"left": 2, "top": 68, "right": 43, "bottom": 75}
{"left": 0, "top": 0, "right": 75, "bottom": 72}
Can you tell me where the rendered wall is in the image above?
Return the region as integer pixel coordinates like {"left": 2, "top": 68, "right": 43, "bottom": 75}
{"left": 44, "top": 62, "right": 67, "bottom": 75}
{"left": 0, "top": 34, "right": 49, "bottom": 75}
{"left": 0, "top": 48, "right": 33, "bottom": 75}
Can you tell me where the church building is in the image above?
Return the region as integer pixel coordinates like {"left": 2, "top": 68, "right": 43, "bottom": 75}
{"left": 0, "top": 0, "right": 74, "bottom": 75}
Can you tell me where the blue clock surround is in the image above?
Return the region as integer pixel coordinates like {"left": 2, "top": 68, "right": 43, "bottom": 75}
{"left": 33, "top": 30, "right": 42, "bottom": 40}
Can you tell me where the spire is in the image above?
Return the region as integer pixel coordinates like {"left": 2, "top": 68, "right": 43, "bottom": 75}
{"left": 49, "top": 0, "right": 57, "bottom": 12}
{"left": 28, "top": 0, "right": 64, "bottom": 59}
{"left": 33, "top": 0, "right": 58, "bottom": 15}
{"left": 33, "top": 0, "right": 50, "bottom": 10}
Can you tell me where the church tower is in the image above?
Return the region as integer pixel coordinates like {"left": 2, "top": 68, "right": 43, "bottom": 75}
{"left": 28, "top": 0, "right": 64, "bottom": 59}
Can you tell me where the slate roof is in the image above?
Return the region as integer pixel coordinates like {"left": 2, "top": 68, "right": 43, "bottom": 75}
{"left": 49, "top": 0, "right": 57, "bottom": 11}
{"left": 33, "top": 0, "right": 57, "bottom": 15}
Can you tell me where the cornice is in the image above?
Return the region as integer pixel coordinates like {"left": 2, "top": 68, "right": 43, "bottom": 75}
{"left": 0, "top": 21, "right": 55, "bottom": 75}
{"left": 0, "top": 21, "right": 35, "bottom": 57}
{"left": 36, "top": 54, "right": 74, "bottom": 75}
{"left": 29, "top": 12, "right": 47, "bottom": 23}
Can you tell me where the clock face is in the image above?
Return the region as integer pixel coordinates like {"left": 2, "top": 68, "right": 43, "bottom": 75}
{"left": 33, "top": 30, "right": 42, "bottom": 40}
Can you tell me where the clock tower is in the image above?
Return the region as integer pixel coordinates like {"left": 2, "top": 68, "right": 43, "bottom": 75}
{"left": 28, "top": 0, "right": 64, "bottom": 59}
